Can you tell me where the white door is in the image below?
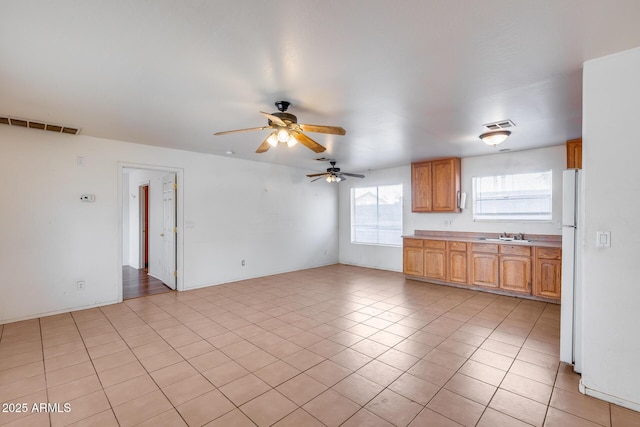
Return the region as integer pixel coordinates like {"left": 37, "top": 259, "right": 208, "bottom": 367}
{"left": 161, "top": 173, "right": 177, "bottom": 290}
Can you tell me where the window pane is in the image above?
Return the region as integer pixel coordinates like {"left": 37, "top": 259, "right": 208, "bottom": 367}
{"left": 352, "top": 184, "right": 402, "bottom": 245}
{"left": 473, "top": 171, "right": 552, "bottom": 221}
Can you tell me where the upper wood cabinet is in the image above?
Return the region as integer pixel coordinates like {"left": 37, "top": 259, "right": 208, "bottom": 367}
{"left": 411, "top": 157, "right": 461, "bottom": 213}
{"left": 567, "top": 138, "right": 582, "bottom": 169}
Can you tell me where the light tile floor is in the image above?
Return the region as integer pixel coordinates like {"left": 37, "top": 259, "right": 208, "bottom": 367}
{"left": 1, "top": 264, "right": 639, "bottom": 426}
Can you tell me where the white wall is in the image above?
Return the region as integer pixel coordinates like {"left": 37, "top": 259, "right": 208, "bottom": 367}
{"left": 339, "top": 145, "right": 565, "bottom": 271}
{"left": 580, "top": 47, "right": 640, "bottom": 410}
{"left": 0, "top": 126, "right": 338, "bottom": 323}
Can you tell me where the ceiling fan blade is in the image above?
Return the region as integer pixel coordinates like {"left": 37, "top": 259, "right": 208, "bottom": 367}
{"left": 260, "top": 111, "right": 287, "bottom": 126}
{"left": 256, "top": 135, "right": 273, "bottom": 153}
{"left": 292, "top": 131, "right": 326, "bottom": 153}
{"left": 214, "top": 126, "right": 269, "bottom": 136}
{"left": 340, "top": 172, "right": 365, "bottom": 178}
{"left": 299, "top": 124, "right": 346, "bottom": 135}
{"left": 306, "top": 172, "right": 329, "bottom": 177}
{"left": 310, "top": 176, "right": 325, "bottom": 182}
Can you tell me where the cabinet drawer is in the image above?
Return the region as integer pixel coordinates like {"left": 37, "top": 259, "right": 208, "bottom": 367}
{"left": 536, "top": 247, "right": 561, "bottom": 260}
{"left": 424, "top": 240, "right": 446, "bottom": 249}
{"left": 404, "top": 238, "right": 424, "bottom": 248}
{"left": 448, "top": 241, "right": 467, "bottom": 252}
{"left": 500, "top": 245, "right": 531, "bottom": 256}
{"left": 471, "top": 243, "right": 499, "bottom": 254}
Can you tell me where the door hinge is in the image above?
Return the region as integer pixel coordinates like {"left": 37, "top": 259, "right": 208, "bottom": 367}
{"left": 173, "top": 270, "right": 177, "bottom": 277}
{"left": 173, "top": 183, "right": 177, "bottom": 190}
{"left": 173, "top": 227, "right": 177, "bottom": 233}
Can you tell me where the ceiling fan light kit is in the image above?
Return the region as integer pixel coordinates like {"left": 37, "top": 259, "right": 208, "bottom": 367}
{"left": 479, "top": 130, "right": 511, "bottom": 146}
{"left": 214, "top": 101, "right": 345, "bottom": 154}
{"left": 307, "top": 160, "right": 364, "bottom": 183}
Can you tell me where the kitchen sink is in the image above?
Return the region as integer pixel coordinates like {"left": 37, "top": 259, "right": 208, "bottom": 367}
{"left": 478, "top": 237, "right": 535, "bottom": 244}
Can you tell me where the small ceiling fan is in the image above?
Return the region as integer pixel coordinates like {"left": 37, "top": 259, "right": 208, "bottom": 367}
{"left": 214, "top": 101, "right": 346, "bottom": 153}
{"left": 307, "top": 160, "right": 365, "bottom": 183}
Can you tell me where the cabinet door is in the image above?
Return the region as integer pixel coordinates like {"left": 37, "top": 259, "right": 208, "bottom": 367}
{"left": 424, "top": 248, "right": 446, "bottom": 280}
{"left": 535, "top": 258, "right": 562, "bottom": 299}
{"left": 403, "top": 247, "right": 424, "bottom": 276}
{"left": 471, "top": 253, "right": 499, "bottom": 288}
{"left": 411, "top": 161, "right": 432, "bottom": 212}
{"left": 448, "top": 251, "right": 468, "bottom": 284}
{"left": 567, "top": 138, "right": 582, "bottom": 169}
{"left": 432, "top": 158, "right": 460, "bottom": 212}
{"left": 500, "top": 256, "right": 532, "bottom": 294}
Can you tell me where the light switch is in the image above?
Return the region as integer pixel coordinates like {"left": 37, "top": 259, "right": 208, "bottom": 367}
{"left": 596, "top": 231, "right": 611, "bottom": 248}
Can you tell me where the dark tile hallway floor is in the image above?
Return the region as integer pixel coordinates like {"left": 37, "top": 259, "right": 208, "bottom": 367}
{"left": 122, "top": 266, "right": 172, "bottom": 300}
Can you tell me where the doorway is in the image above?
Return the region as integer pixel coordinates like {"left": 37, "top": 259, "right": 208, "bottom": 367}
{"left": 121, "top": 167, "right": 179, "bottom": 299}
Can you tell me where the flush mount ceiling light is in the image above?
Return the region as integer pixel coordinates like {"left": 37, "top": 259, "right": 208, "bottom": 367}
{"left": 479, "top": 130, "right": 511, "bottom": 146}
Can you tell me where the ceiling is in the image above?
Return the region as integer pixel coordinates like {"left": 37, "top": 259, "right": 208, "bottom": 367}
{"left": 2, "top": 1, "right": 640, "bottom": 174}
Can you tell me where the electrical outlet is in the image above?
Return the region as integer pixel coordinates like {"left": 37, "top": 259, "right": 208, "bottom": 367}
{"left": 76, "top": 281, "right": 85, "bottom": 290}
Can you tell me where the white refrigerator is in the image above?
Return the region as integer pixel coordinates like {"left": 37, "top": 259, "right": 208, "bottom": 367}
{"left": 560, "top": 169, "right": 583, "bottom": 372}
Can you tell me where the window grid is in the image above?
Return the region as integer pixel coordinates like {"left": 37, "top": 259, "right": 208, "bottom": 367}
{"left": 351, "top": 184, "right": 402, "bottom": 246}
{"left": 472, "top": 171, "right": 552, "bottom": 221}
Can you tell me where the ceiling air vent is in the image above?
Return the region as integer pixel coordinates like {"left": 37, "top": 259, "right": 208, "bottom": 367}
{"left": 10, "top": 118, "right": 27, "bottom": 128}
{"left": 483, "top": 119, "right": 516, "bottom": 131}
{"left": 0, "top": 116, "right": 80, "bottom": 135}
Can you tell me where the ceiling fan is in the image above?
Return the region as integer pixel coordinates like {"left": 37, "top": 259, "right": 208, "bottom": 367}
{"left": 307, "top": 160, "right": 365, "bottom": 183}
{"left": 214, "top": 101, "right": 346, "bottom": 153}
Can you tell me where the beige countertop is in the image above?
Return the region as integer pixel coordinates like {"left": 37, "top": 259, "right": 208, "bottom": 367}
{"left": 403, "top": 231, "right": 562, "bottom": 248}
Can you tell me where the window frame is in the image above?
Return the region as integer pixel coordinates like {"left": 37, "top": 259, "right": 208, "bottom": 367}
{"left": 350, "top": 184, "right": 403, "bottom": 247}
{"left": 471, "top": 170, "right": 553, "bottom": 222}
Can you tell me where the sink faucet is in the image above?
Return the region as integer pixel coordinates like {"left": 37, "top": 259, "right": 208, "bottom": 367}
{"left": 517, "top": 233, "right": 525, "bottom": 240}
{"left": 501, "top": 232, "right": 509, "bottom": 238}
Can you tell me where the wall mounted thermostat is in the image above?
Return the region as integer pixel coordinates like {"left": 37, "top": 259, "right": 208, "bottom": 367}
{"left": 80, "top": 194, "right": 95, "bottom": 202}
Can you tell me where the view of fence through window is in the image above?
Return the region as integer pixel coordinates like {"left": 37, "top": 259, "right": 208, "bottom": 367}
{"left": 473, "top": 171, "right": 552, "bottom": 221}
{"left": 351, "top": 184, "right": 402, "bottom": 245}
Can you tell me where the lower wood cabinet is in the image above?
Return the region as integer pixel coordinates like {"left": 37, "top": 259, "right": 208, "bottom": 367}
{"left": 424, "top": 240, "right": 446, "bottom": 280}
{"left": 471, "top": 252, "right": 499, "bottom": 288}
{"left": 534, "top": 247, "right": 562, "bottom": 299}
{"left": 447, "top": 241, "right": 467, "bottom": 284}
{"left": 403, "top": 239, "right": 424, "bottom": 276}
{"left": 471, "top": 243, "right": 499, "bottom": 288}
{"left": 404, "top": 237, "right": 561, "bottom": 302}
{"left": 499, "top": 245, "right": 532, "bottom": 294}
{"left": 500, "top": 256, "right": 532, "bottom": 294}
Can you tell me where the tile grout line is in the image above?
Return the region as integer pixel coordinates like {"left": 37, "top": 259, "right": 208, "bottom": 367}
{"left": 67, "top": 310, "right": 120, "bottom": 426}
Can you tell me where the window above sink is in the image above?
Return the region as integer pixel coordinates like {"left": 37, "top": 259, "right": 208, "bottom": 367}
{"left": 472, "top": 170, "right": 552, "bottom": 222}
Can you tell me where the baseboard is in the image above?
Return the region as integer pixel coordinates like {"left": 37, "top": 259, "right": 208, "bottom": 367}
{"left": 580, "top": 379, "right": 640, "bottom": 412}
{"left": 339, "top": 261, "right": 402, "bottom": 273}
{"left": 0, "top": 300, "right": 120, "bottom": 325}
